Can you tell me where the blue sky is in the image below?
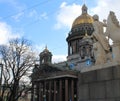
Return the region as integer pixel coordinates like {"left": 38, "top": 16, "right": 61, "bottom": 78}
{"left": 0, "top": 0, "right": 120, "bottom": 63}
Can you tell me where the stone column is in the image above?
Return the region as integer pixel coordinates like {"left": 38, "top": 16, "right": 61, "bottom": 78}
{"left": 33, "top": 84, "right": 37, "bottom": 101}
{"left": 75, "top": 40, "right": 77, "bottom": 53}
{"left": 37, "top": 83, "right": 39, "bottom": 101}
{"left": 39, "top": 83, "right": 42, "bottom": 101}
{"left": 54, "top": 80, "right": 56, "bottom": 101}
{"left": 43, "top": 81, "right": 46, "bottom": 101}
{"left": 41, "top": 82, "right": 43, "bottom": 101}
{"left": 68, "top": 43, "right": 70, "bottom": 55}
{"left": 65, "top": 79, "right": 68, "bottom": 101}
{"left": 59, "top": 80, "right": 62, "bottom": 101}
{"left": 76, "top": 40, "right": 79, "bottom": 53}
{"left": 48, "top": 81, "right": 51, "bottom": 101}
{"left": 71, "top": 79, "right": 74, "bottom": 101}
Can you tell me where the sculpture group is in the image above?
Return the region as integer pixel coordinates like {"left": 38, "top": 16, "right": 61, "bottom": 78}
{"left": 92, "top": 11, "right": 120, "bottom": 65}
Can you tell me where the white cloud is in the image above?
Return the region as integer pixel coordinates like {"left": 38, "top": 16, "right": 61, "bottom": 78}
{"left": 40, "top": 12, "right": 48, "bottom": 20}
{"left": 0, "top": 22, "right": 20, "bottom": 45}
{"left": 52, "top": 54, "right": 67, "bottom": 63}
{"left": 28, "top": 10, "right": 38, "bottom": 18}
{"left": 12, "top": 12, "right": 24, "bottom": 22}
{"left": 54, "top": 2, "right": 82, "bottom": 29}
{"left": 90, "top": 0, "right": 120, "bottom": 21}
{"left": 55, "top": 0, "right": 120, "bottom": 30}
{"left": 28, "top": 10, "right": 39, "bottom": 21}
{"left": 28, "top": 10, "right": 48, "bottom": 21}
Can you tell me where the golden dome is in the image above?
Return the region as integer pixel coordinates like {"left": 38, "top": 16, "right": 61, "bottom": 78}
{"left": 72, "top": 4, "right": 93, "bottom": 27}
{"left": 72, "top": 14, "right": 93, "bottom": 27}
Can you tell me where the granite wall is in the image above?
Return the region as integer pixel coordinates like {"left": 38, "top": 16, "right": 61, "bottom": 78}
{"left": 77, "top": 65, "right": 120, "bottom": 101}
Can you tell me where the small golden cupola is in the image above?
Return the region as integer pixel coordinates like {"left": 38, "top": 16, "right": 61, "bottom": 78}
{"left": 39, "top": 46, "right": 52, "bottom": 65}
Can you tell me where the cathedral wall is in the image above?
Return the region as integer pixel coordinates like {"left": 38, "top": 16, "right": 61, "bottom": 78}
{"left": 77, "top": 65, "right": 120, "bottom": 101}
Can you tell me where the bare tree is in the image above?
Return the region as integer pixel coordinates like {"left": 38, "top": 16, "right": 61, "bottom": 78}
{"left": 0, "top": 38, "right": 35, "bottom": 101}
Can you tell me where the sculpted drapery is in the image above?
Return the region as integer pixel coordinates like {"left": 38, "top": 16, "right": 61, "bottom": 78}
{"left": 92, "top": 14, "right": 110, "bottom": 52}
{"left": 92, "top": 15, "right": 110, "bottom": 65}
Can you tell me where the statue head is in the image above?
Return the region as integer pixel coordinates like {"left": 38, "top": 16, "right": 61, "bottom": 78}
{"left": 93, "top": 14, "right": 99, "bottom": 21}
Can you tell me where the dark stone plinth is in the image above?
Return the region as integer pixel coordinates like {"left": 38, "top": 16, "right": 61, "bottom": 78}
{"left": 82, "top": 71, "right": 97, "bottom": 83}
{"left": 106, "top": 80, "right": 120, "bottom": 98}
{"left": 97, "top": 67, "right": 113, "bottom": 81}
{"left": 114, "top": 66, "right": 120, "bottom": 79}
{"left": 89, "top": 82, "right": 105, "bottom": 99}
{"left": 79, "top": 84, "right": 89, "bottom": 100}
{"left": 78, "top": 65, "right": 120, "bottom": 101}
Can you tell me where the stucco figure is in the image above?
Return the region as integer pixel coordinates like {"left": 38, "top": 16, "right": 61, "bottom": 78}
{"left": 93, "top": 38, "right": 107, "bottom": 65}
{"left": 92, "top": 14, "right": 110, "bottom": 52}
{"left": 92, "top": 14, "right": 111, "bottom": 65}
{"left": 106, "top": 11, "right": 120, "bottom": 42}
{"left": 106, "top": 11, "right": 120, "bottom": 62}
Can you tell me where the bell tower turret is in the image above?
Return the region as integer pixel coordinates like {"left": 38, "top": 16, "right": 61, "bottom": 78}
{"left": 39, "top": 46, "right": 52, "bottom": 65}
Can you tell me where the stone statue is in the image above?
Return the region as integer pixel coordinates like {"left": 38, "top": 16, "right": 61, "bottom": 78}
{"left": 93, "top": 37, "right": 107, "bottom": 65}
{"left": 92, "top": 14, "right": 111, "bottom": 65}
{"left": 92, "top": 14, "right": 110, "bottom": 52}
{"left": 106, "top": 11, "right": 120, "bottom": 42}
{"left": 106, "top": 11, "right": 120, "bottom": 62}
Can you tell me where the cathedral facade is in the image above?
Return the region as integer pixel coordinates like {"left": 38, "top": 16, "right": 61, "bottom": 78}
{"left": 31, "top": 4, "right": 120, "bottom": 101}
